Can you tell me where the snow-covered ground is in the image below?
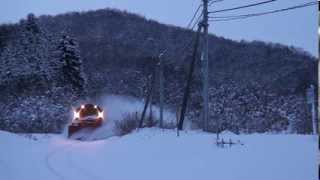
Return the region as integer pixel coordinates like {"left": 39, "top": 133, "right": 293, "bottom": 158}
{"left": 0, "top": 129, "right": 317, "bottom": 180}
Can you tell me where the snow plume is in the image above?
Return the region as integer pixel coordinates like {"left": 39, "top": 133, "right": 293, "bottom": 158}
{"left": 72, "top": 95, "right": 177, "bottom": 140}
{"left": 100, "top": 95, "right": 176, "bottom": 124}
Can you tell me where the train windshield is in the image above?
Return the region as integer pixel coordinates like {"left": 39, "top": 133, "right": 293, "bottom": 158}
{"left": 79, "top": 104, "right": 100, "bottom": 117}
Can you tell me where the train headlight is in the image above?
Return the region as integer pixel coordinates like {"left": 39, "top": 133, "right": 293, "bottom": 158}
{"left": 73, "top": 110, "right": 80, "bottom": 119}
{"left": 98, "top": 111, "right": 104, "bottom": 119}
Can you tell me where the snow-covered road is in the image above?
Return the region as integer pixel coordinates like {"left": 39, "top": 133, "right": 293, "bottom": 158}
{"left": 0, "top": 129, "right": 317, "bottom": 180}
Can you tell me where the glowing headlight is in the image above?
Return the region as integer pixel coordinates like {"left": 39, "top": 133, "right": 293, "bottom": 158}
{"left": 73, "top": 111, "right": 80, "bottom": 119}
{"left": 98, "top": 111, "right": 104, "bottom": 119}
{"left": 81, "top": 105, "right": 85, "bottom": 109}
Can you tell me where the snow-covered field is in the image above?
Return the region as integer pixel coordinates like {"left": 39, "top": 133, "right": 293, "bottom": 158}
{"left": 0, "top": 128, "right": 317, "bottom": 180}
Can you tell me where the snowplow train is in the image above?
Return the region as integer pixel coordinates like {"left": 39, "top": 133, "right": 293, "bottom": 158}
{"left": 68, "top": 104, "right": 104, "bottom": 137}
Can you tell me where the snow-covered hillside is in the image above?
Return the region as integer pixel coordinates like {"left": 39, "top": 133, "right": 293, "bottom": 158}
{"left": 0, "top": 129, "right": 317, "bottom": 180}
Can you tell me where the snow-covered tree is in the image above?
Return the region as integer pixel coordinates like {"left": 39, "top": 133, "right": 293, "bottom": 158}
{"left": 56, "top": 34, "right": 86, "bottom": 95}
{"left": 0, "top": 14, "right": 88, "bottom": 133}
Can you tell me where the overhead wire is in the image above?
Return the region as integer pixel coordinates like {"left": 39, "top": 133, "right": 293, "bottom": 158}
{"left": 186, "top": 4, "right": 202, "bottom": 29}
{"left": 209, "top": 0, "right": 225, "bottom": 7}
{"left": 159, "top": 2, "right": 202, "bottom": 61}
{"left": 162, "top": 0, "right": 224, "bottom": 60}
{"left": 164, "top": 3, "right": 204, "bottom": 67}
{"left": 208, "top": 0, "right": 277, "bottom": 14}
{"left": 209, "top": 1, "right": 317, "bottom": 22}
{"left": 167, "top": 0, "right": 225, "bottom": 65}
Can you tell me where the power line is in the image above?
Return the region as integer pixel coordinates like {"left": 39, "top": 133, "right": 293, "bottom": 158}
{"left": 191, "top": 0, "right": 224, "bottom": 29}
{"left": 209, "top": 0, "right": 277, "bottom": 14}
{"left": 157, "top": 3, "right": 204, "bottom": 123}
{"left": 161, "top": 3, "right": 202, "bottom": 60}
{"left": 209, "top": 1, "right": 317, "bottom": 22}
{"left": 165, "top": 14, "right": 202, "bottom": 65}
{"left": 189, "top": 1, "right": 223, "bottom": 55}
{"left": 165, "top": 6, "right": 203, "bottom": 65}
{"left": 190, "top": 12, "right": 203, "bottom": 30}
{"left": 209, "top": 0, "right": 224, "bottom": 6}
{"left": 186, "top": 4, "right": 202, "bottom": 29}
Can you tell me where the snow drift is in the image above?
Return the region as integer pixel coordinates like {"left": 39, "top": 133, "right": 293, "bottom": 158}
{"left": 0, "top": 129, "right": 317, "bottom": 180}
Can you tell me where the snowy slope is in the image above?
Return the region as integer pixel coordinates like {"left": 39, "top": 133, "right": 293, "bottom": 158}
{"left": 0, "top": 129, "right": 317, "bottom": 180}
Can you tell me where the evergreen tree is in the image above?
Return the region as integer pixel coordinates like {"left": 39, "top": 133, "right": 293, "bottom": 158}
{"left": 56, "top": 34, "right": 86, "bottom": 95}
{"left": 23, "top": 13, "right": 41, "bottom": 34}
{"left": 0, "top": 14, "right": 79, "bottom": 133}
{"left": 0, "top": 13, "right": 50, "bottom": 91}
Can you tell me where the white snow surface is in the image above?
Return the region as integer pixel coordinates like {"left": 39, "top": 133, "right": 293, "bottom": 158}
{"left": 0, "top": 129, "right": 317, "bottom": 180}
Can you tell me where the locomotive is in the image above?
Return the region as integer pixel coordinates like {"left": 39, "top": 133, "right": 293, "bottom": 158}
{"left": 68, "top": 104, "right": 104, "bottom": 137}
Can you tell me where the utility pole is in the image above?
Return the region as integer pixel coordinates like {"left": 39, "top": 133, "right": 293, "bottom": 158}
{"left": 201, "top": 0, "right": 209, "bottom": 131}
{"left": 159, "top": 52, "right": 165, "bottom": 128}
{"left": 307, "top": 85, "right": 317, "bottom": 134}
{"left": 138, "top": 72, "right": 155, "bottom": 129}
{"left": 177, "top": 25, "right": 202, "bottom": 130}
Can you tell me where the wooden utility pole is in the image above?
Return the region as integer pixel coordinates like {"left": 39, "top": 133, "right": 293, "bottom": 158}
{"left": 177, "top": 25, "right": 202, "bottom": 130}
{"left": 307, "top": 84, "right": 317, "bottom": 134}
{"left": 201, "top": 0, "right": 210, "bottom": 131}
{"left": 159, "top": 52, "right": 165, "bottom": 128}
{"left": 148, "top": 93, "right": 153, "bottom": 127}
{"left": 139, "top": 73, "right": 155, "bottom": 129}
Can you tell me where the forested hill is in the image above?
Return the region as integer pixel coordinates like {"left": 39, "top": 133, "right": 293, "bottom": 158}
{"left": 0, "top": 8, "right": 317, "bottom": 134}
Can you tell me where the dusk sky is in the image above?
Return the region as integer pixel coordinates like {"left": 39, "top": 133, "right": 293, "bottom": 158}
{"left": 0, "top": 0, "right": 317, "bottom": 56}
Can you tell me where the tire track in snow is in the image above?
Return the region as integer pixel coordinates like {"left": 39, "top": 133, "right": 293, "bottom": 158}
{"left": 45, "top": 142, "right": 73, "bottom": 180}
{"left": 45, "top": 140, "right": 102, "bottom": 180}
{"left": 66, "top": 142, "right": 103, "bottom": 180}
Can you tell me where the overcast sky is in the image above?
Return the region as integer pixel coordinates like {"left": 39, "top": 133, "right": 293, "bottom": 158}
{"left": 0, "top": 0, "right": 317, "bottom": 56}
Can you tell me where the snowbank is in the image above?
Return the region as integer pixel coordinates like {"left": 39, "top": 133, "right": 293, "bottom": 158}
{"left": 0, "top": 129, "right": 317, "bottom": 180}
